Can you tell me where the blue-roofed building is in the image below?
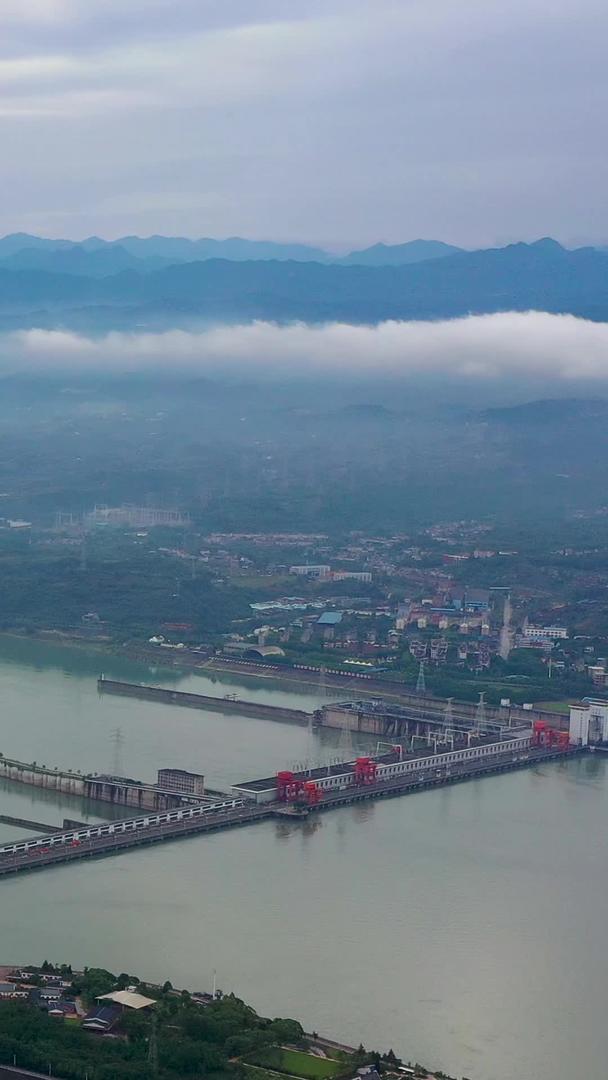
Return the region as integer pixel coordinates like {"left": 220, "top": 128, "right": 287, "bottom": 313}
{"left": 82, "top": 1005, "right": 121, "bottom": 1032}
{"left": 317, "top": 612, "right": 343, "bottom": 626}
{"left": 48, "top": 1001, "right": 78, "bottom": 1019}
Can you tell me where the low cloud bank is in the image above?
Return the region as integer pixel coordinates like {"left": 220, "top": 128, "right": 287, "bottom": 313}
{"left": 3, "top": 311, "right": 608, "bottom": 380}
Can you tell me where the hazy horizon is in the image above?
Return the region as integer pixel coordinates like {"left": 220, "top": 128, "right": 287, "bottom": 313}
{"left": 0, "top": 230, "right": 594, "bottom": 254}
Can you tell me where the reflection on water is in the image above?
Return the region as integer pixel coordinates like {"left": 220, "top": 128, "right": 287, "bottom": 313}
{"left": 0, "top": 777, "right": 126, "bottom": 822}
{"left": 275, "top": 817, "right": 324, "bottom": 843}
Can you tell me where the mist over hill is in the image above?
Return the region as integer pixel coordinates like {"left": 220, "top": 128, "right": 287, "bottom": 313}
{"left": 0, "top": 371, "right": 606, "bottom": 531}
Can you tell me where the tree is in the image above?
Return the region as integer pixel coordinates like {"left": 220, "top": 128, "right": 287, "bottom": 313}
{"left": 268, "top": 1018, "right": 305, "bottom": 1044}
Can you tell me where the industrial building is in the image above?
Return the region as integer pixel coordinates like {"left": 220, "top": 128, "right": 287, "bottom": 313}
{"left": 157, "top": 768, "right": 205, "bottom": 797}
{"left": 523, "top": 624, "right": 568, "bottom": 641}
{"left": 85, "top": 505, "right": 190, "bottom": 528}
{"left": 289, "top": 564, "right": 331, "bottom": 578}
{"left": 317, "top": 694, "right": 567, "bottom": 738}
{"left": 222, "top": 641, "right": 286, "bottom": 660}
{"left": 232, "top": 732, "right": 534, "bottom": 805}
{"left": 569, "top": 699, "right": 608, "bottom": 745}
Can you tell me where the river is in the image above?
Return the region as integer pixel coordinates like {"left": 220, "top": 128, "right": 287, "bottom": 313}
{"left": 0, "top": 636, "right": 604, "bottom": 1080}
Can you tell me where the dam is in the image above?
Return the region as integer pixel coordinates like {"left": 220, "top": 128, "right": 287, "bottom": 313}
{"left": 97, "top": 676, "right": 310, "bottom": 724}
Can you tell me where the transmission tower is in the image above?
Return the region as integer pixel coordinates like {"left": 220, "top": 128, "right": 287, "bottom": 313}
{"left": 443, "top": 697, "right": 454, "bottom": 726}
{"left": 416, "top": 660, "right": 426, "bottom": 695}
{"left": 110, "top": 728, "right": 124, "bottom": 776}
{"left": 337, "top": 714, "right": 354, "bottom": 762}
{"left": 306, "top": 711, "right": 316, "bottom": 775}
{"left": 474, "top": 692, "right": 486, "bottom": 735}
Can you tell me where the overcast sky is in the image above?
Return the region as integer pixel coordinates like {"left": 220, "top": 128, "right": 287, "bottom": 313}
{"left": 1, "top": 0, "right": 606, "bottom": 248}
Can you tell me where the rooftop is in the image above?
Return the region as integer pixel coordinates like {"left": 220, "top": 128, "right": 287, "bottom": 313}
{"left": 233, "top": 734, "right": 522, "bottom": 793}
{"left": 98, "top": 989, "right": 156, "bottom": 1010}
{"left": 317, "top": 612, "right": 343, "bottom": 626}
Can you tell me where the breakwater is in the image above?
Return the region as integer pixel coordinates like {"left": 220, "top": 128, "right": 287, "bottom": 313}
{"left": 0, "top": 755, "right": 188, "bottom": 812}
{"left": 0, "top": 814, "right": 61, "bottom": 833}
{"left": 98, "top": 677, "right": 311, "bottom": 724}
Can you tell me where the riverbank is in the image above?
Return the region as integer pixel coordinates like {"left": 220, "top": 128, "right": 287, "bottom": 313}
{"left": 0, "top": 631, "right": 601, "bottom": 1080}
{"left": 1, "top": 630, "right": 575, "bottom": 726}
{"left": 0, "top": 961, "right": 441, "bottom": 1080}
{"left": 0, "top": 629, "right": 407, "bottom": 700}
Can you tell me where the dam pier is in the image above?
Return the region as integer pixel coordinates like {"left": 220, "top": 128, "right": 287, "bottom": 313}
{"left": 0, "top": 675, "right": 592, "bottom": 877}
{"left": 97, "top": 677, "right": 567, "bottom": 737}
{"left": 98, "top": 677, "right": 310, "bottom": 724}
{"left": 0, "top": 716, "right": 580, "bottom": 877}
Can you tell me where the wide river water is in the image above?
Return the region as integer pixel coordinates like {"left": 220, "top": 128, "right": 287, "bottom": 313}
{"left": 0, "top": 637, "right": 605, "bottom": 1080}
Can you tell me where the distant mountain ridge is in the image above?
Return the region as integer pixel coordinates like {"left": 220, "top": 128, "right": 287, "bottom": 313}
{"left": 0, "top": 232, "right": 330, "bottom": 267}
{"left": 338, "top": 239, "right": 462, "bottom": 265}
{"left": 481, "top": 398, "right": 608, "bottom": 425}
{"left": 0, "top": 244, "right": 173, "bottom": 276}
{"left": 0, "top": 232, "right": 602, "bottom": 280}
{"left": 0, "top": 237, "right": 606, "bottom": 329}
{"left": 0, "top": 233, "right": 463, "bottom": 272}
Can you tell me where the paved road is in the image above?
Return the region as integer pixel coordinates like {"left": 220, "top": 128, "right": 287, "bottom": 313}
{"left": 0, "top": 803, "right": 271, "bottom": 877}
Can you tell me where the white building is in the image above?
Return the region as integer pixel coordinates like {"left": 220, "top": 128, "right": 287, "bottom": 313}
{"left": 569, "top": 700, "right": 608, "bottom": 746}
{"left": 289, "top": 564, "right": 331, "bottom": 579}
{"left": 523, "top": 625, "right": 568, "bottom": 641}
{"left": 587, "top": 665, "right": 608, "bottom": 687}
{"left": 332, "top": 570, "right": 373, "bottom": 583}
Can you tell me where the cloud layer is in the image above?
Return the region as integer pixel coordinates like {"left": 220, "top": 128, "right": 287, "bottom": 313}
{"left": 4, "top": 312, "right": 608, "bottom": 382}
{"left": 1, "top": 0, "right": 607, "bottom": 245}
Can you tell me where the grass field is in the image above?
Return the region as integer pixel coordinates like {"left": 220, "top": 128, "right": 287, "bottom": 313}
{"left": 247, "top": 1048, "right": 343, "bottom": 1079}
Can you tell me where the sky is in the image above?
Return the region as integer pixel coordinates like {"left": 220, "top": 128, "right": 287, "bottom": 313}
{"left": 1, "top": 0, "right": 607, "bottom": 249}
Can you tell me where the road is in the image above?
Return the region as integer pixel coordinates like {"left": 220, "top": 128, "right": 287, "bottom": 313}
{"left": 0, "top": 802, "right": 271, "bottom": 877}
{"left": 0, "top": 1069, "right": 57, "bottom": 1078}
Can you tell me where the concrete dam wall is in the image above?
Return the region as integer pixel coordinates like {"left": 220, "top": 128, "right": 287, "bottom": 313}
{"left": 98, "top": 677, "right": 311, "bottom": 725}
{"left": 0, "top": 756, "right": 185, "bottom": 811}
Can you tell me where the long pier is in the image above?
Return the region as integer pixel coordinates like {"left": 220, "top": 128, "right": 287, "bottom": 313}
{"left": 0, "top": 746, "right": 578, "bottom": 878}
{"left": 97, "top": 677, "right": 569, "bottom": 738}
{"left": 0, "top": 815, "right": 61, "bottom": 833}
{"left": 98, "top": 678, "right": 310, "bottom": 724}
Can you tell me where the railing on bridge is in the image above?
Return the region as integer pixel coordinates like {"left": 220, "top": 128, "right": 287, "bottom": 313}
{"left": 0, "top": 799, "right": 246, "bottom": 857}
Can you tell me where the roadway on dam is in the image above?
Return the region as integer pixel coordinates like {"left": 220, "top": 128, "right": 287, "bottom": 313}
{"left": 0, "top": 745, "right": 576, "bottom": 877}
